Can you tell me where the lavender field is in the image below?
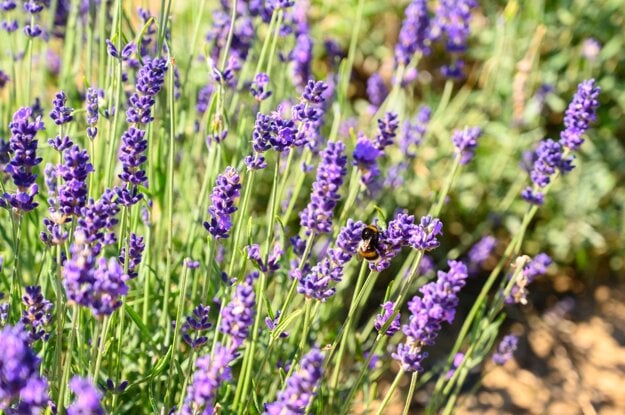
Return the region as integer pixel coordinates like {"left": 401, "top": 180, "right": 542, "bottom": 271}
{"left": 0, "top": 0, "right": 623, "bottom": 414}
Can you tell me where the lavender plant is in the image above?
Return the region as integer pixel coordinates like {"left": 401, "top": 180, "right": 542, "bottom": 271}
{"left": 0, "top": 1, "right": 611, "bottom": 414}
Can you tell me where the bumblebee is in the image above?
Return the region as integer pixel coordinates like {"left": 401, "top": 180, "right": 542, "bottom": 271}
{"left": 357, "top": 224, "right": 381, "bottom": 261}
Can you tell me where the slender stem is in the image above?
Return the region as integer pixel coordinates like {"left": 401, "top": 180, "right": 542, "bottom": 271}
{"left": 375, "top": 368, "right": 405, "bottom": 415}
{"left": 58, "top": 305, "right": 79, "bottom": 413}
{"left": 329, "top": 262, "right": 369, "bottom": 399}
{"left": 166, "top": 264, "right": 191, "bottom": 405}
{"left": 161, "top": 58, "right": 177, "bottom": 346}
{"left": 402, "top": 372, "right": 419, "bottom": 415}
{"left": 93, "top": 315, "right": 111, "bottom": 382}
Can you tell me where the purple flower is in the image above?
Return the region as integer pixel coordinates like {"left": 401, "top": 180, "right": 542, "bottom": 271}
{"left": 395, "top": 0, "right": 431, "bottom": 66}
{"left": 126, "top": 57, "right": 168, "bottom": 124}
{"left": 560, "top": 79, "right": 600, "bottom": 151}
{"left": 507, "top": 253, "right": 551, "bottom": 304}
{"left": 367, "top": 73, "right": 388, "bottom": 108}
{"left": 401, "top": 105, "right": 431, "bottom": 157}
{"left": 492, "top": 335, "right": 518, "bottom": 365}
{"left": 392, "top": 260, "right": 468, "bottom": 372}
{"left": 48, "top": 135, "right": 73, "bottom": 152}
{"left": 373, "top": 213, "right": 442, "bottom": 272}
{"left": 86, "top": 87, "right": 99, "bottom": 139}
{"left": 117, "top": 127, "right": 148, "bottom": 206}
{"left": 299, "top": 141, "right": 347, "bottom": 234}
{"left": 182, "top": 304, "right": 212, "bottom": 349}
{"left": 2, "top": 107, "right": 44, "bottom": 212}
{"left": 56, "top": 145, "right": 94, "bottom": 216}
{"left": 181, "top": 344, "right": 234, "bottom": 415}
{"left": 0, "top": 324, "right": 49, "bottom": 413}
{"left": 21, "top": 286, "right": 53, "bottom": 343}
{"left": 250, "top": 72, "right": 272, "bottom": 102}
{"left": 291, "top": 30, "right": 313, "bottom": 91}
{"left": 247, "top": 243, "right": 282, "bottom": 273}
{"left": 374, "top": 112, "right": 400, "bottom": 151}
{"left": 63, "top": 231, "right": 129, "bottom": 317}
{"left": 119, "top": 233, "right": 145, "bottom": 279}
{"left": 445, "top": 352, "right": 465, "bottom": 379}
{"left": 49, "top": 91, "right": 73, "bottom": 125}
{"left": 374, "top": 301, "right": 401, "bottom": 336}
{"left": 451, "top": 126, "right": 482, "bottom": 164}
{"left": 264, "top": 348, "right": 324, "bottom": 414}
{"left": 352, "top": 134, "right": 381, "bottom": 186}
{"left": 204, "top": 166, "right": 242, "bottom": 239}
{"left": 0, "top": 70, "right": 9, "bottom": 89}
{"left": 431, "top": 0, "right": 476, "bottom": 53}
{"left": 219, "top": 276, "right": 255, "bottom": 348}
{"left": 467, "top": 235, "right": 497, "bottom": 272}
{"left": 297, "top": 257, "right": 340, "bottom": 301}
{"left": 328, "top": 219, "right": 365, "bottom": 266}
{"left": 67, "top": 376, "right": 105, "bottom": 415}
{"left": 581, "top": 38, "right": 601, "bottom": 62}
{"left": 521, "top": 139, "right": 572, "bottom": 205}
{"left": 76, "top": 188, "right": 120, "bottom": 255}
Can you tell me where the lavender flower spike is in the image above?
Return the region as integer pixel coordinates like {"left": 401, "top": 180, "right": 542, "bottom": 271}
{"left": 0, "top": 325, "right": 49, "bottom": 413}
{"left": 451, "top": 126, "right": 482, "bottom": 165}
{"left": 181, "top": 344, "right": 234, "bottom": 415}
{"left": 49, "top": 91, "right": 74, "bottom": 126}
{"left": 560, "top": 79, "right": 600, "bottom": 151}
{"left": 204, "top": 166, "right": 242, "bottom": 239}
{"left": 2, "top": 107, "right": 44, "bottom": 212}
{"left": 67, "top": 376, "right": 105, "bottom": 415}
{"left": 264, "top": 348, "right": 324, "bottom": 414}
{"left": 374, "top": 301, "right": 401, "bottom": 336}
{"left": 392, "top": 260, "right": 468, "bottom": 372}
{"left": 492, "top": 335, "right": 518, "bottom": 365}
{"left": 219, "top": 276, "right": 256, "bottom": 348}
{"left": 21, "top": 286, "right": 53, "bottom": 343}
{"left": 395, "top": 0, "right": 431, "bottom": 66}
{"left": 299, "top": 141, "right": 348, "bottom": 234}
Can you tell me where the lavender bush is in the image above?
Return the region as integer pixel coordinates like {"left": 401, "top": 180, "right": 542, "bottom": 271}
{"left": 0, "top": 1, "right": 615, "bottom": 414}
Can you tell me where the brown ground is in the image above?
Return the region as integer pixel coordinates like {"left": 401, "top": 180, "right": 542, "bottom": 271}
{"left": 456, "top": 283, "right": 625, "bottom": 415}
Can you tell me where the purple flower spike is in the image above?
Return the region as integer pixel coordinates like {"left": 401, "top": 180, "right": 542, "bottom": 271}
{"left": 367, "top": 73, "right": 388, "bottom": 108}
{"left": 401, "top": 106, "right": 431, "bottom": 158}
{"left": 521, "top": 139, "right": 573, "bottom": 205}
{"left": 392, "top": 260, "right": 468, "bottom": 372}
{"left": 395, "top": 0, "right": 431, "bottom": 66}
{"left": 182, "top": 304, "right": 212, "bottom": 349}
{"left": 126, "top": 57, "right": 168, "bottom": 124}
{"left": 374, "top": 301, "right": 401, "bottom": 336}
{"left": 67, "top": 377, "right": 105, "bottom": 415}
{"left": 204, "top": 166, "right": 242, "bottom": 239}
{"left": 2, "top": 107, "right": 44, "bottom": 212}
{"left": 507, "top": 253, "right": 551, "bottom": 304}
{"left": 0, "top": 325, "right": 49, "bottom": 413}
{"left": 492, "top": 334, "right": 518, "bottom": 365}
{"left": 250, "top": 72, "right": 272, "bottom": 102}
{"left": 560, "top": 79, "right": 600, "bottom": 151}
{"left": 264, "top": 348, "right": 324, "bottom": 414}
{"left": 219, "top": 277, "right": 256, "bottom": 348}
{"left": 119, "top": 233, "right": 145, "bottom": 279}
{"left": 86, "top": 87, "right": 99, "bottom": 139}
{"left": 299, "top": 141, "right": 348, "bottom": 234}
{"left": 49, "top": 91, "right": 73, "bottom": 126}
{"left": 468, "top": 235, "right": 497, "bottom": 272}
{"left": 451, "top": 126, "right": 482, "bottom": 164}
{"left": 21, "top": 286, "right": 53, "bottom": 343}
{"left": 374, "top": 112, "right": 400, "bottom": 151}
{"left": 181, "top": 344, "right": 234, "bottom": 415}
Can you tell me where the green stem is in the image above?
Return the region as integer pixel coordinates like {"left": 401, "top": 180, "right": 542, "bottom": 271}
{"left": 402, "top": 372, "right": 419, "bottom": 415}
{"left": 375, "top": 368, "right": 405, "bottom": 415}
{"left": 92, "top": 315, "right": 111, "bottom": 382}
{"left": 58, "top": 305, "right": 79, "bottom": 414}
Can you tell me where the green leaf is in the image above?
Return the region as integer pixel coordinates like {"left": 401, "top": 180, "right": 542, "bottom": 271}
{"left": 125, "top": 306, "right": 152, "bottom": 345}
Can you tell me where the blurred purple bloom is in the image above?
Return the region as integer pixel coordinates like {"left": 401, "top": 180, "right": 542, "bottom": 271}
{"left": 507, "top": 253, "right": 551, "bottom": 304}
{"left": 352, "top": 134, "right": 381, "bottom": 186}
{"left": 581, "top": 38, "right": 601, "bottom": 62}
{"left": 67, "top": 377, "right": 105, "bottom": 415}
{"left": 492, "top": 335, "right": 518, "bottom": 365}
{"left": 430, "top": 0, "right": 477, "bottom": 53}
{"left": 401, "top": 105, "right": 431, "bottom": 157}
{"left": 521, "top": 139, "right": 572, "bottom": 205}
{"left": 374, "top": 301, "right": 401, "bottom": 336}
{"left": 451, "top": 126, "right": 482, "bottom": 164}
{"left": 395, "top": 0, "right": 431, "bottom": 66}
{"left": 299, "top": 141, "right": 347, "bottom": 234}
{"left": 204, "top": 166, "right": 242, "bottom": 239}
{"left": 0, "top": 324, "right": 49, "bottom": 413}
{"left": 219, "top": 276, "right": 256, "bottom": 348}
{"left": 467, "top": 235, "right": 497, "bottom": 272}
{"left": 367, "top": 73, "right": 388, "bottom": 108}
{"left": 264, "top": 348, "right": 323, "bottom": 414}
{"left": 181, "top": 344, "right": 234, "bottom": 415}
{"left": 0, "top": 70, "right": 9, "bottom": 88}
{"left": 445, "top": 352, "right": 465, "bottom": 379}
{"left": 250, "top": 72, "right": 272, "bottom": 102}
{"left": 374, "top": 112, "right": 400, "bottom": 151}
